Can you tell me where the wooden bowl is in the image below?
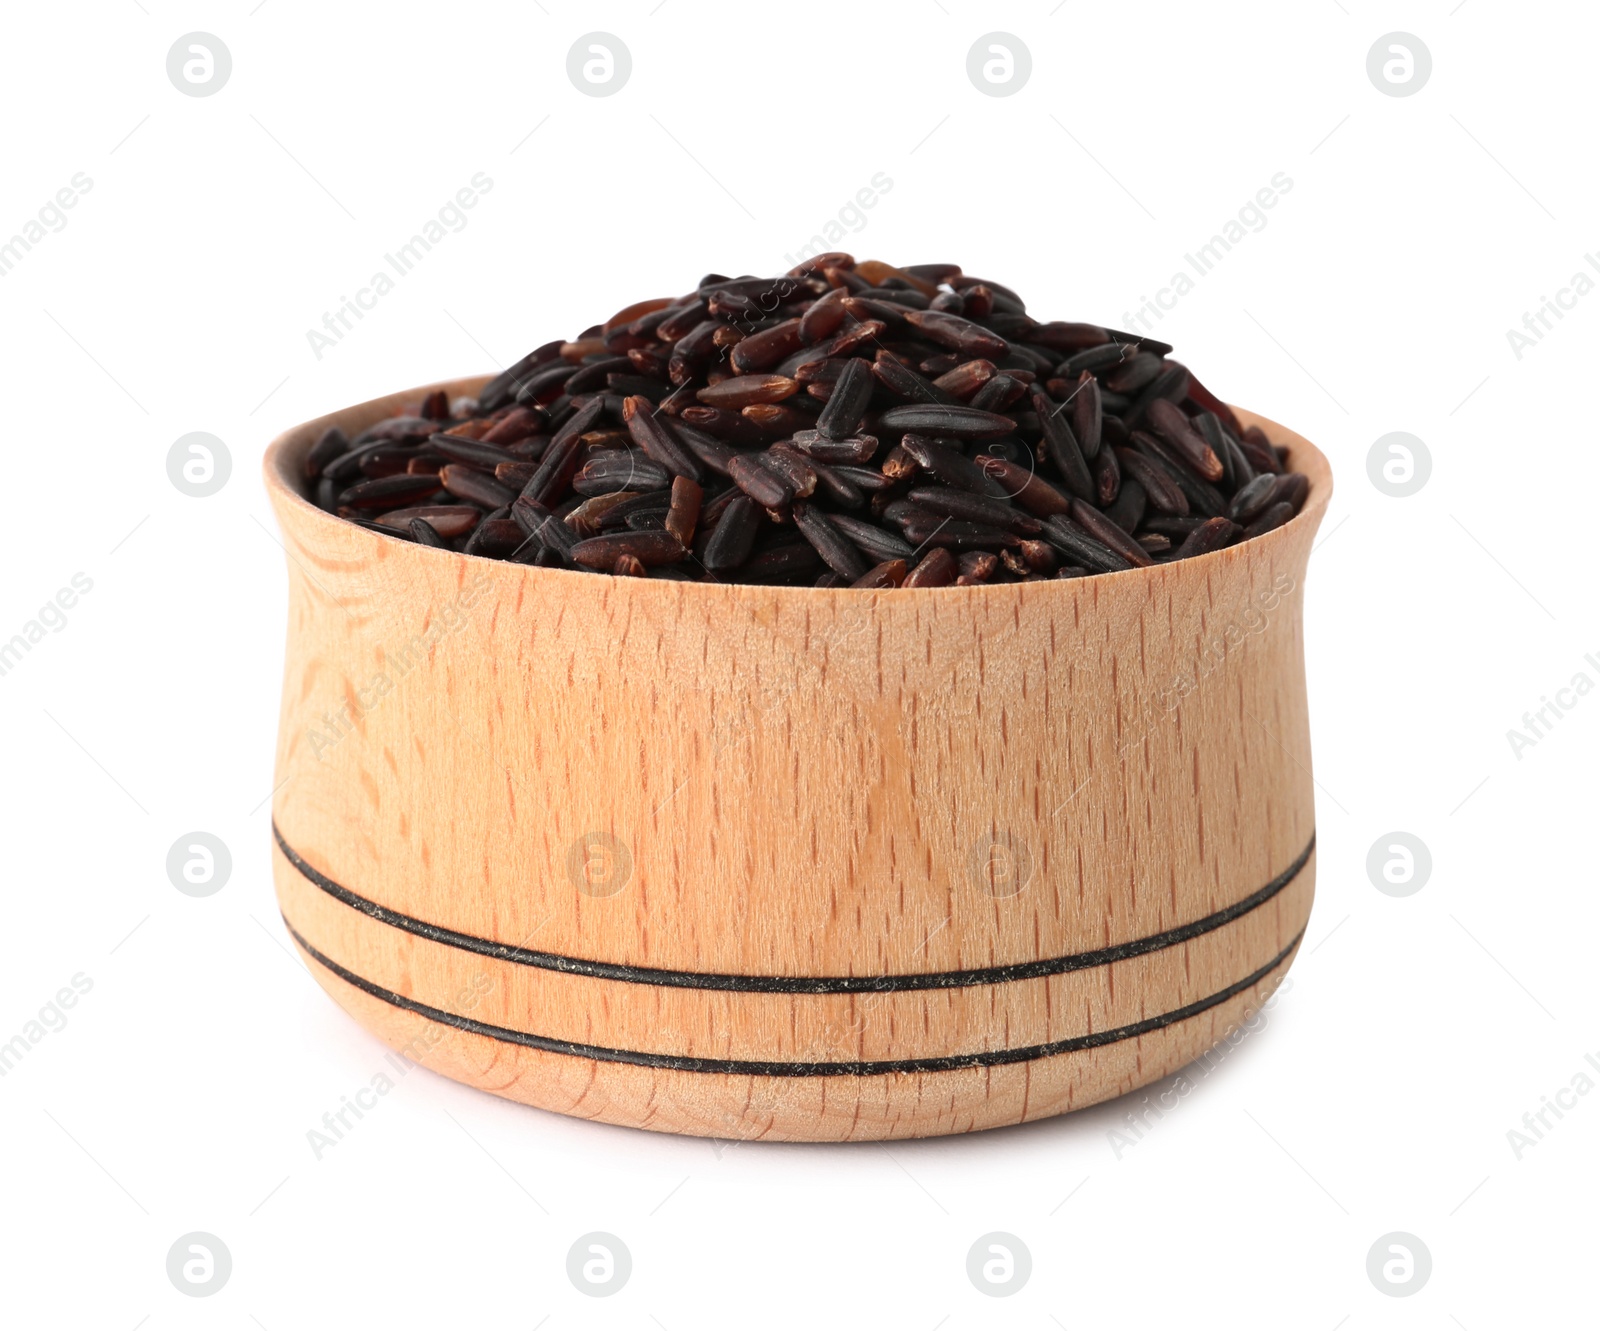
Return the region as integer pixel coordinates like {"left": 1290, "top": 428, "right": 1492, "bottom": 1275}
{"left": 265, "top": 376, "right": 1331, "bottom": 1142}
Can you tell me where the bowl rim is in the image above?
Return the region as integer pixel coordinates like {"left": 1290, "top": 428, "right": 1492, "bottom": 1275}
{"left": 262, "top": 374, "right": 1334, "bottom": 594}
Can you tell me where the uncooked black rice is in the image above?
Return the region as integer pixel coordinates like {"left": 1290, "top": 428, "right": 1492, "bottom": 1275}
{"left": 308, "top": 257, "right": 1310, "bottom": 587}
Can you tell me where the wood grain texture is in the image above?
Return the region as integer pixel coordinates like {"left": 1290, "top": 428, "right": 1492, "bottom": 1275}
{"left": 264, "top": 376, "right": 1331, "bottom": 1141}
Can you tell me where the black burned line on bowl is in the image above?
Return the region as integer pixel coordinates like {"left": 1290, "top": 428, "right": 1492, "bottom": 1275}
{"left": 283, "top": 919, "right": 1304, "bottom": 1077}
{"left": 274, "top": 821, "right": 1313, "bottom": 994}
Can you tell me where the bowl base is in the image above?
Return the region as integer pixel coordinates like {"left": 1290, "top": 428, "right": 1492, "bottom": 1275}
{"left": 291, "top": 932, "right": 1300, "bottom": 1142}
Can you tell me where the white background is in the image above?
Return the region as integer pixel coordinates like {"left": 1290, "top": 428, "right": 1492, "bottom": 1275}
{"left": 1, "top": 1, "right": 1596, "bottom": 1326}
